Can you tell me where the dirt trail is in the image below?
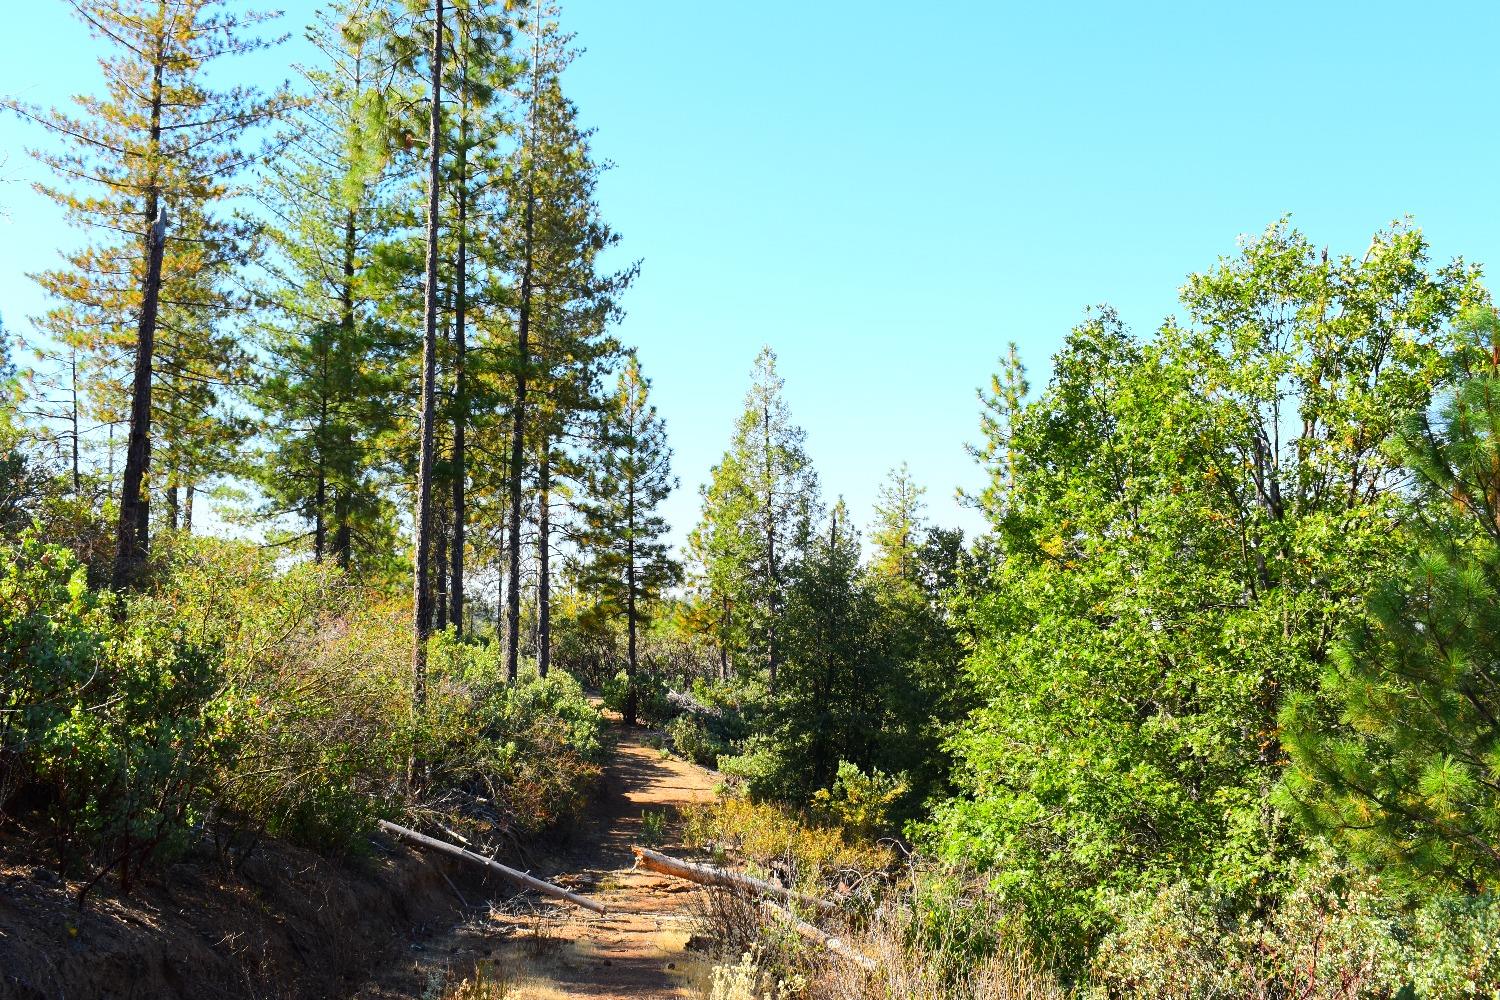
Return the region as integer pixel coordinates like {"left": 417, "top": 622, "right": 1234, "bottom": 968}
{"left": 359, "top": 720, "right": 721, "bottom": 1000}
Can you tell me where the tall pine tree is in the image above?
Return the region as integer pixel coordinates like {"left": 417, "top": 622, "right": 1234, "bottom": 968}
{"left": 576, "top": 355, "right": 678, "bottom": 724}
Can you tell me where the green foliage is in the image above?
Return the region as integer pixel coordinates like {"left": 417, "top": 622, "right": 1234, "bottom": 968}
{"left": 811, "top": 761, "right": 908, "bottom": 841}
{"left": 1088, "top": 853, "right": 1500, "bottom": 999}
{"left": 1, "top": 531, "right": 238, "bottom": 883}
{"left": 933, "top": 221, "right": 1484, "bottom": 960}
{"left": 602, "top": 668, "right": 670, "bottom": 727}
{"left": 640, "top": 807, "right": 667, "bottom": 846}
{"left": 667, "top": 713, "right": 724, "bottom": 768}
{"left": 1283, "top": 309, "right": 1500, "bottom": 889}
{"left": 689, "top": 347, "right": 820, "bottom": 680}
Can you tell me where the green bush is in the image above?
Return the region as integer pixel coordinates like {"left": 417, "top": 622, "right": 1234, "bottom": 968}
{"left": 667, "top": 713, "right": 724, "bottom": 768}
{"left": 1, "top": 531, "right": 238, "bottom": 886}
{"left": 602, "top": 668, "right": 669, "bottom": 726}
{"left": 811, "top": 761, "right": 907, "bottom": 841}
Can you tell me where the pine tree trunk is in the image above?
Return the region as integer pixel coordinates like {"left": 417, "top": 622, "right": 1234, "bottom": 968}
{"left": 333, "top": 493, "right": 352, "bottom": 572}
{"left": 184, "top": 483, "right": 194, "bottom": 533}
{"left": 450, "top": 98, "right": 468, "bottom": 637}
{"left": 627, "top": 500, "right": 639, "bottom": 728}
{"left": 68, "top": 350, "right": 80, "bottom": 494}
{"left": 112, "top": 205, "right": 167, "bottom": 592}
{"left": 505, "top": 180, "right": 535, "bottom": 683}
{"left": 314, "top": 466, "right": 327, "bottom": 563}
{"left": 537, "top": 445, "right": 551, "bottom": 677}
{"left": 335, "top": 206, "right": 357, "bottom": 572}
{"left": 112, "top": 32, "right": 167, "bottom": 593}
{"left": 166, "top": 480, "right": 178, "bottom": 532}
{"left": 436, "top": 519, "right": 449, "bottom": 631}
{"left": 411, "top": 0, "right": 444, "bottom": 712}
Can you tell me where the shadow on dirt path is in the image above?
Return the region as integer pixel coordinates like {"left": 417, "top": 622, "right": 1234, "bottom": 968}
{"left": 357, "top": 716, "right": 720, "bottom": 1000}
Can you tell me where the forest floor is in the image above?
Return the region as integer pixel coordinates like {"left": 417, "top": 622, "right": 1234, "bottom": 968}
{"left": 356, "top": 715, "right": 722, "bottom": 1000}
{"left": 0, "top": 714, "right": 723, "bottom": 1000}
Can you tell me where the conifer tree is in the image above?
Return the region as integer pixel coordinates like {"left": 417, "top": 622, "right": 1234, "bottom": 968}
{"left": 500, "top": 2, "right": 629, "bottom": 677}
{"left": 1282, "top": 307, "right": 1500, "bottom": 888}
{"left": 250, "top": 0, "right": 400, "bottom": 570}
{"left": 576, "top": 356, "right": 679, "bottom": 724}
{"left": 7, "top": 0, "right": 287, "bottom": 586}
{"left": 689, "top": 347, "right": 819, "bottom": 685}
{"left": 963, "top": 341, "right": 1028, "bottom": 518}
{"left": 870, "top": 462, "right": 927, "bottom": 583}
{"left": 755, "top": 501, "right": 883, "bottom": 799}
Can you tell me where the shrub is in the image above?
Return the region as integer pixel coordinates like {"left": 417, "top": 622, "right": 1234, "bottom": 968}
{"left": 812, "top": 761, "right": 907, "bottom": 841}
{"left": 602, "top": 668, "right": 669, "bottom": 726}
{"left": 667, "top": 713, "right": 723, "bottom": 767}
{"left": 1, "top": 531, "right": 239, "bottom": 887}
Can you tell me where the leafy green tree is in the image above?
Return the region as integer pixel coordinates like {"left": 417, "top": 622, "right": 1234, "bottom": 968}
{"left": 575, "top": 356, "right": 680, "bottom": 724}
{"left": 1282, "top": 308, "right": 1500, "bottom": 889}
{"left": 934, "top": 221, "right": 1483, "bottom": 960}
{"left": 689, "top": 347, "right": 819, "bottom": 685}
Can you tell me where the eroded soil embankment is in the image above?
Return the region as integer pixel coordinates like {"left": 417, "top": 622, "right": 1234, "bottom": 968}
{"left": 0, "top": 821, "right": 496, "bottom": 1000}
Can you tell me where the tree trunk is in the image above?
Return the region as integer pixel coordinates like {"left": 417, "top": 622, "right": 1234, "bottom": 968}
{"left": 411, "top": 0, "right": 444, "bottom": 711}
{"left": 435, "top": 515, "right": 449, "bottom": 632}
{"left": 537, "top": 445, "right": 551, "bottom": 677}
{"left": 112, "top": 28, "right": 168, "bottom": 594}
{"left": 450, "top": 96, "right": 468, "bottom": 637}
{"left": 183, "top": 483, "right": 194, "bottom": 533}
{"left": 68, "top": 349, "right": 80, "bottom": 494}
{"left": 111, "top": 204, "right": 167, "bottom": 592}
{"left": 763, "top": 405, "right": 778, "bottom": 687}
{"left": 505, "top": 179, "right": 535, "bottom": 683}
{"left": 313, "top": 466, "right": 327, "bottom": 562}
{"left": 627, "top": 509, "right": 639, "bottom": 728}
{"left": 335, "top": 205, "right": 358, "bottom": 572}
{"left": 333, "top": 492, "right": 351, "bottom": 571}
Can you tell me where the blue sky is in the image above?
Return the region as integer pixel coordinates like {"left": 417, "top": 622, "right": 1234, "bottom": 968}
{"left": 3, "top": 1, "right": 1499, "bottom": 548}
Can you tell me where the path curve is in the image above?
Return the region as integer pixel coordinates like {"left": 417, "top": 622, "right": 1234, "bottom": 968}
{"left": 359, "top": 719, "right": 720, "bottom": 999}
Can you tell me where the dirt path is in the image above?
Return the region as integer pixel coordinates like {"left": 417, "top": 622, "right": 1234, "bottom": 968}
{"left": 359, "top": 720, "right": 721, "bottom": 1000}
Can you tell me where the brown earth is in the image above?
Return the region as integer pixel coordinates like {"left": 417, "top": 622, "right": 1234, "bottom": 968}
{"left": 0, "top": 717, "right": 722, "bottom": 1000}
{"left": 0, "top": 820, "right": 472, "bottom": 999}
{"left": 356, "top": 720, "right": 722, "bottom": 1000}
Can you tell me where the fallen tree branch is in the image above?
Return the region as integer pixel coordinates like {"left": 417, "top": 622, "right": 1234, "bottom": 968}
{"left": 761, "top": 900, "right": 876, "bottom": 971}
{"left": 378, "top": 819, "right": 606, "bottom": 915}
{"left": 667, "top": 689, "right": 723, "bottom": 720}
{"left": 631, "top": 845, "right": 835, "bottom": 915}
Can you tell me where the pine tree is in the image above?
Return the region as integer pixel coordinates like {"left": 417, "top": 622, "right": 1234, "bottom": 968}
{"left": 1282, "top": 307, "right": 1500, "bottom": 888}
{"left": 576, "top": 355, "right": 679, "bottom": 724}
{"left": 870, "top": 462, "right": 926, "bottom": 584}
{"left": 689, "top": 347, "right": 819, "bottom": 685}
{"left": 963, "top": 341, "right": 1028, "bottom": 518}
{"left": 758, "top": 501, "right": 883, "bottom": 799}
{"left": 7, "top": 0, "right": 287, "bottom": 586}
{"left": 250, "top": 0, "right": 401, "bottom": 571}
{"left": 500, "top": 2, "right": 629, "bottom": 678}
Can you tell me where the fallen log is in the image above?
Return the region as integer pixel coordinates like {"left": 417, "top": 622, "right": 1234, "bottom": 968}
{"left": 378, "top": 819, "right": 606, "bottom": 915}
{"left": 630, "top": 845, "right": 835, "bottom": 915}
{"left": 761, "top": 900, "right": 877, "bottom": 972}
{"left": 666, "top": 689, "right": 723, "bottom": 720}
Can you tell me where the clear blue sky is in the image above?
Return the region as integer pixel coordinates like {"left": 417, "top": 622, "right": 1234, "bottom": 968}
{"left": 3, "top": 1, "right": 1498, "bottom": 548}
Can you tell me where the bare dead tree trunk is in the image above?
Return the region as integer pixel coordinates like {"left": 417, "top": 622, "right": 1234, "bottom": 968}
{"left": 412, "top": 0, "right": 444, "bottom": 711}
